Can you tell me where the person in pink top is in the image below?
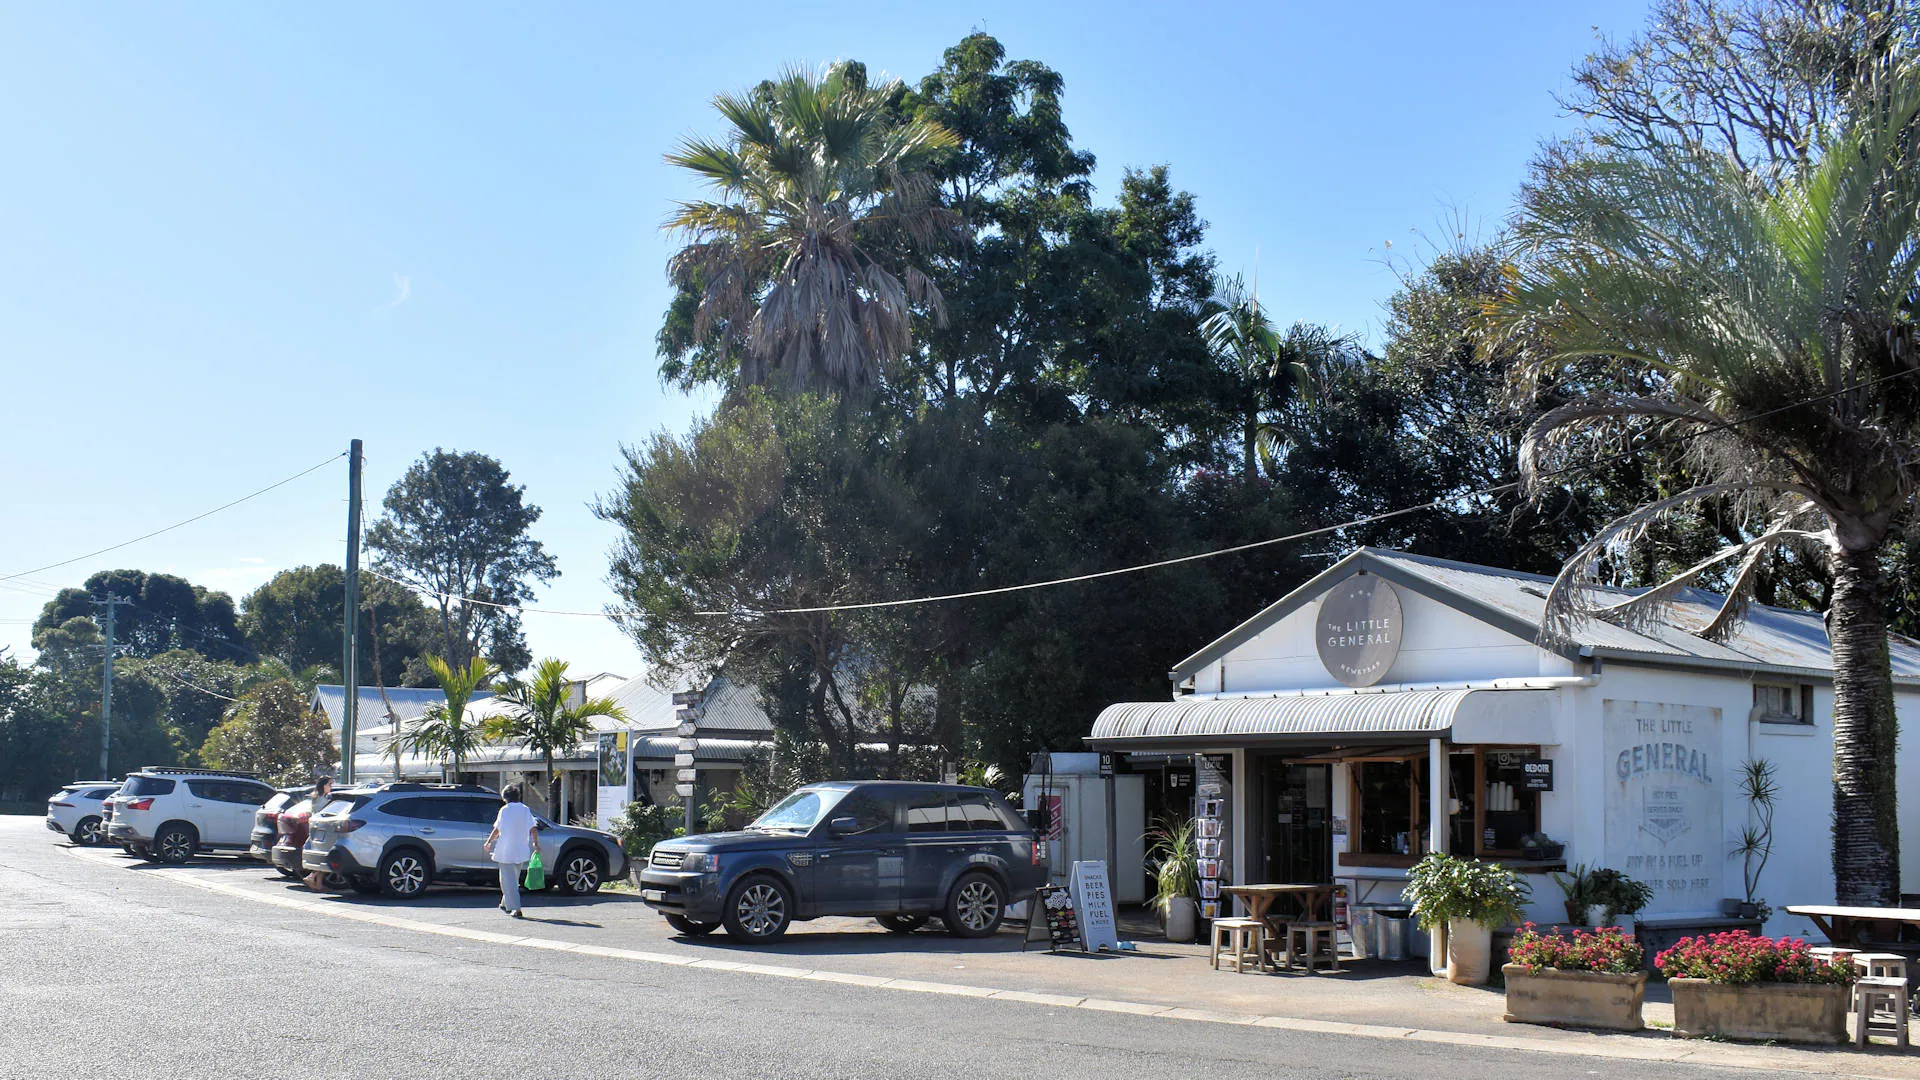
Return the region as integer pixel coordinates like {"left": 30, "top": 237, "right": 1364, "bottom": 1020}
{"left": 484, "top": 783, "right": 540, "bottom": 917}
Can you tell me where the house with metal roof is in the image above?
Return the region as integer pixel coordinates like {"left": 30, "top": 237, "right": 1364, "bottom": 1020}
{"left": 1086, "top": 547, "right": 1920, "bottom": 947}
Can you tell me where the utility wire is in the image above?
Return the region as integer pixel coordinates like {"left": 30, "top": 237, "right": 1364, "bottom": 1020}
{"left": 155, "top": 666, "right": 241, "bottom": 703}
{"left": 358, "top": 368, "right": 1920, "bottom": 622}
{"left": 0, "top": 452, "right": 346, "bottom": 584}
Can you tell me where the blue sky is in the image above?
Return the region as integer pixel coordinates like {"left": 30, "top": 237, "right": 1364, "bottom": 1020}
{"left": 0, "top": 1, "right": 1650, "bottom": 676}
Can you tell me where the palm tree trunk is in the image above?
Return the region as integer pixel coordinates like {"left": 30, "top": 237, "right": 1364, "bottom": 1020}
{"left": 1829, "top": 544, "right": 1901, "bottom": 905}
{"left": 1243, "top": 412, "right": 1259, "bottom": 484}
{"left": 545, "top": 749, "right": 556, "bottom": 821}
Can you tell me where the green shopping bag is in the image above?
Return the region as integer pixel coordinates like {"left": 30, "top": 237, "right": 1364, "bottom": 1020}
{"left": 524, "top": 850, "right": 546, "bottom": 891}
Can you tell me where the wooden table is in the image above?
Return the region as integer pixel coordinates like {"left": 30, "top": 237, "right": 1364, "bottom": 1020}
{"left": 1786, "top": 904, "right": 1920, "bottom": 946}
{"left": 1223, "top": 883, "right": 1339, "bottom": 924}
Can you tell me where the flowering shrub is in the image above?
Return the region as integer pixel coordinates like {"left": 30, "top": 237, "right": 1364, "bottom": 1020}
{"left": 1507, "top": 923, "right": 1645, "bottom": 975}
{"left": 1653, "top": 931, "right": 1856, "bottom": 985}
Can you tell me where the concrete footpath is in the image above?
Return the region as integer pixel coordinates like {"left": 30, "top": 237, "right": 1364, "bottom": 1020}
{"left": 64, "top": 844, "right": 1920, "bottom": 1079}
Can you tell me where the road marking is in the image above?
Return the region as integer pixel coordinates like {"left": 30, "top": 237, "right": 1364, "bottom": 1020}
{"left": 60, "top": 848, "right": 1914, "bottom": 1078}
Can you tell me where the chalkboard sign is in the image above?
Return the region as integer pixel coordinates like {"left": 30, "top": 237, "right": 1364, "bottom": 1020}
{"left": 1024, "top": 884, "right": 1081, "bottom": 952}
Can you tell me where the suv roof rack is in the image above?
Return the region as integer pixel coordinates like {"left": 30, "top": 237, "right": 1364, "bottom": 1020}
{"left": 137, "top": 765, "right": 261, "bottom": 779}
{"left": 375, "top": 782, "right": 500, "bottom": 794}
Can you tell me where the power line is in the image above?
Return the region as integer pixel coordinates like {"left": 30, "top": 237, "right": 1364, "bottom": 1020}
{"left": 0, "top": 452, "right": 346, "bottom": 584}
{"left": 346, "top": 369, "right": 1920, "bottom": 622}
{"left": 154, "top": 666, "right": 241, "bottom": 703}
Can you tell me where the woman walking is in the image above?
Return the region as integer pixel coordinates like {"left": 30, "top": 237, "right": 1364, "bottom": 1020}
{"left": 485, "top": 783, "right": 540, "bottom": 918}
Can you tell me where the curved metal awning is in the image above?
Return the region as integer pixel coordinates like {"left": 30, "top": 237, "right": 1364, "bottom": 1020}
{"left": 1087, "top": 688, "right": 1556, "bottom": 750}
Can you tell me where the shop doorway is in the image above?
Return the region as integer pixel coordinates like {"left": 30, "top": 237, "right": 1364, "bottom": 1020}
{"left": 1252, "top": 757, "right": 1332, "bottom": 884}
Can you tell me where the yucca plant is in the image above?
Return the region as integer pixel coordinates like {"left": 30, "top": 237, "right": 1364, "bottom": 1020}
{"left": 1144, "top": 815, "right": 1200, "bottom": 914}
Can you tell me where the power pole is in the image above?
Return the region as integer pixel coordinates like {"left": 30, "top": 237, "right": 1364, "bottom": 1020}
{"left": 342, "top": 439, "right": 363, "bottom": 784}
{"left": 92, "top": 596, "right": 134, "bottom": 776}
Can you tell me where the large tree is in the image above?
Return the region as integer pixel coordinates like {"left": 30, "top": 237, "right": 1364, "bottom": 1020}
{"left": 1495, "top": 57, "right": 1920, "bottom": 903}
{"left": 365, "top": 449, "right": 556, "bottom": 676}
{"left": 238, "top": 565, "right": 438, "bottom": 685}
{"left": 33, "top": 570, "right": 245, "bottom": 663}
{"left": 483, "top": 658, "right": 625, "bottom": 817}
{"left": 399, "top": 655, "right": 496, "bottom": 777}
{"left": 662, "top": 62, "right": 958, "bottom": 395}
{"left": 199, "top": 679, "right": 336, "bottom": 786}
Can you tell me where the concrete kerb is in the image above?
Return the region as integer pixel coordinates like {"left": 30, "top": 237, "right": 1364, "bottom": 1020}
{"left": 63, "top": 848, "right": 1918, "bottom": 1078}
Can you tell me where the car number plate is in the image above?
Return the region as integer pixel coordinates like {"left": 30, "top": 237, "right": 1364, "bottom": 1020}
{"left": 641, "top": 889, "right": 665, "bottom": 902}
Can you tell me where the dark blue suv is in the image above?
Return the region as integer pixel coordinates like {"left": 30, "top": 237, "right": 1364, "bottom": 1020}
{"left": 639, "top": 781, "right": 1047, "bottom": 943}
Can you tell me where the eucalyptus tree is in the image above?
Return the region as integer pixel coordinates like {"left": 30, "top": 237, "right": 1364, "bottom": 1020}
{"left": 664, "top": 62, "right": 959, "bottom": 395}
{"left": 1494, "top": 59, "right": 1920, "bottom": 904}
{"left": 483, "top": 659, "right": 626, "bottom": 815}
{"left": 399, "top": 655, "right": 496, "bottom": 778}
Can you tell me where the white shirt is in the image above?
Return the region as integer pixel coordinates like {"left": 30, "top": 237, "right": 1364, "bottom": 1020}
{"left": 492, "top": 802, "right": 536, "bottom": 864}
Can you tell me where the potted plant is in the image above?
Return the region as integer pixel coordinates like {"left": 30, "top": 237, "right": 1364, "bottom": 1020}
{"left": 1503, "top": 923, "right": 1648, "bottom": 1031}
{"left": 1728, "top": 759, "right": 1778, "bottom": 922}
{"left": 1656, "top": 931, "right": 1855, "bottom": 1043}
{"left": 1587, "top": 868, "right": 1654, "bottom": 930}
{"left": 1552, "top": 863, "right": 1596, "bottom": 925}
{"left": 1405, "top": 852, "right": 1530, "bottom": 985}
{"left": 1145, "top": 816, "right": 1199, "bottom": 943}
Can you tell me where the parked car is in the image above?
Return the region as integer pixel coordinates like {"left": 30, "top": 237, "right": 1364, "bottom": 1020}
{"left": 302, "top": 783, "right": 628, "bottom": 901}
{"left": 638, "top": 781, "right": 1046, "bottom": 943}
{"left": 250, "top": 787, "right": 313, "bottom": 869}
{"left": 272, "top": 793, "right": 354, "bottom": 889}
{"left": 45, "top": 781, "right": 120, "bottom": 846}
{"left": 103, "top": 767, "right": 278, "bottom": 864}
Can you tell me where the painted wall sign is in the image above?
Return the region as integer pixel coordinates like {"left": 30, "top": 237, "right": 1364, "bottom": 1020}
{"left": 1603, "top": 700, "right": 1722, "bottom": 915}
{"left": 1316, "top": 575, "right": 1404, "bottom": 687}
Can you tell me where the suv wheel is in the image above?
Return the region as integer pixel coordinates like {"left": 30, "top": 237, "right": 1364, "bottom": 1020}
{"left": 560, "top": 850, "right": 605, "bottom": 896}
{"left": 876, "top": 914, "right": 929, "bottom": 934}
{"left": 153, "top": 824, "right": 197, "bottom": 865}
{"left": 664, "top": 914, "right": 719, "bottom": 937}
{"left": 379, "top": 849, "right": 430, "bottom": 900}
{"left": 722, "top": 875, "right": 793, "bottom": 942}
{"left": 72, "top": 816, "right": 104, "bottom": 846}
{"left": 944, "top": 873, "right": 1005, "bottom": 938}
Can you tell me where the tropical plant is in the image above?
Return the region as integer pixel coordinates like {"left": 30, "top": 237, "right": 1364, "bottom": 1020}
{"left": 1494, "top": 57, "right": 1920, "bottom": 905}
{"left": 399, "top": 655, "right": 497, "bottom": 777}
{"left": 1143, "top": 815, "right": 1199, "bottom": 913}
{"left": 1508, "top": 922, "right": 1645, "bottom": 975}
{"left": 1732, "top": 757, "right": 1780, "bottom": 909}
{"left": 482, "top": 658, "right": 627, "bottom": 812}
{"left": 1587, "top": 868, "right": 1655, "bottom": 920}
{"left": 1200, "top": 275, "right": 1353, "bottom": 482}
{"left": 1552, "top": 862, "right": 1595, "bottom": 911}
{"left": 665, "top": 61, "right": 959, "bottom": 394}
{"left": 1405, "top": 852, "right": 1530, "bottom": 930}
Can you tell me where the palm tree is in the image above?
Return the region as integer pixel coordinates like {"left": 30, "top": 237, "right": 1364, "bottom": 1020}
{"left": 1492, "top": 60, "right": 1920, "bottom": 904}
{"left": 1200, "top": 275, "right": 1350, "bottom": 481}
{"left": 483, "top": 658, "right": 627, "bottom": 818}
{"left": 400, "top": 656, "right": 496, "bottom": 780}
{"left": 666, "top": 62, "right": 960, "bottom": 394}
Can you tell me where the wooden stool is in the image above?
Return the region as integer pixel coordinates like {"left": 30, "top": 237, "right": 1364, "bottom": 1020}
{"left": 1854, "top": 976, "right": 1911, "bottom": 1049}
{"left": 1855, "top": 952, "right": 1910, "bottom": 981}
{"left": 1210, "top": 918, "right": 1266, "bottom": 973}
{"left": 1287, "top": 921, "right": 1341, "bottom": 974}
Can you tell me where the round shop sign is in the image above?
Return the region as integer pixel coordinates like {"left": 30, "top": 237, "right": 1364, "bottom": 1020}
{"left": 1316, "top": 575, "right": 1403, "bottom": 687}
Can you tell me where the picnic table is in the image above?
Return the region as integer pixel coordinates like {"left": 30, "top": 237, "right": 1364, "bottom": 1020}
{"left": 1786, "top": 904, "right": 1920, "bottom": 947}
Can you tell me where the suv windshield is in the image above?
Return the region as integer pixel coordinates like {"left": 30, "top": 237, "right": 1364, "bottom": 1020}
{"left": 750, "top": 788, "right": 846, "bottom": 833}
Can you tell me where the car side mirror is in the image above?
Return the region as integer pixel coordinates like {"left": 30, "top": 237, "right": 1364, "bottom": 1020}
{"left": 827, "top": 816, "right": 859, "bottom": 838}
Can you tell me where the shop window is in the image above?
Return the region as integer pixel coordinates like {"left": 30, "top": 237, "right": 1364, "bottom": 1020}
{"left": 1346, "top": 748, "right": 1542, "bottom": 862}
{"left": 1754, "top": 683, "right": 1814, "bottom": 725}
{"left": 1354, "top": 761, "right": 1416, "bottom": 855}
{"left": 1479, "top": 751, "right": 1544, "bottom": 855}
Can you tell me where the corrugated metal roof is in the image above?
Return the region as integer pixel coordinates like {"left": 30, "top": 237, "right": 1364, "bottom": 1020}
{"left": 603, "top": 672, "right": 773, "bottom": 735}
{"left": 1173, "top": 548, "right": 1920, "bottom": 683}
{"left": 310, "top": 686, "right": 480, "bottom": 727}
{"left": 1092, "top": 688, "right": 1481, "bottom": 746}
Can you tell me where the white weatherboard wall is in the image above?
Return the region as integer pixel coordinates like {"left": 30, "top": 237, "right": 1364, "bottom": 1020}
{"left": 1202, "top": 584, "right": 1551, "bottom": 694}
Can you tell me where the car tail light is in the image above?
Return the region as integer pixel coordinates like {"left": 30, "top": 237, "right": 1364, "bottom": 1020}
{"left": 335, "top": 819, "right": 366, "bottom": 834}
{"left": 127, "top": 798, "right": 154, "bottom": 811}
{"left": 50, "top": 802, "right": 73, "bottom": 808}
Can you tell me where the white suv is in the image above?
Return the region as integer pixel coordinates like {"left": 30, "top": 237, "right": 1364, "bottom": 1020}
{"left": 45, "top": 781, "right": 119, "bottom": 846}
{"left": 104, "top": 767, "right": 277, "bottom": 864}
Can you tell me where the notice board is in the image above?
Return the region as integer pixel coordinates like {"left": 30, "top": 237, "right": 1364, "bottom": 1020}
{"left": 1025, "top": 884, "right": 1081, "bottom": 952}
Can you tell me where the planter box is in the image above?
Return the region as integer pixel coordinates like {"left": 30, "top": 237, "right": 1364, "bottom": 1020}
{"left": 1502, "top": 965, "right": 1646, "bottom": 1032}
{"left": 1668, "top": 979, "right": 1849, "bottom": 1044}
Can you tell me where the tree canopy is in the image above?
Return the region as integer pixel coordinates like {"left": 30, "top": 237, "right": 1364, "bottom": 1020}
{"left": 33, "top": 569, "right": 246, "bottom": 663}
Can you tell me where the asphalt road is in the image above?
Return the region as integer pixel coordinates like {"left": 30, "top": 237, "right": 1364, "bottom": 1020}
{"left": 0, "top": 818, "right": 1777, "bottom": 1080}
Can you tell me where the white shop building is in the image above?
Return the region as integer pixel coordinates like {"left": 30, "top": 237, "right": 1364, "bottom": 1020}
{"left": 1086, "top": 548, "right": 1920, "bottom": 938}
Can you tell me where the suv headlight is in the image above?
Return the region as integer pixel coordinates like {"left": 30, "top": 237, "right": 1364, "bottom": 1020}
{"left": 680, "top": 851, "right": 719, "bottom": 874}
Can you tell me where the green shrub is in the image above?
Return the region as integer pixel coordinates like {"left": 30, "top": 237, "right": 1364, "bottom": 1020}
{"left": 1405, "top": 852, "right": 1530, "bottom": 929}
